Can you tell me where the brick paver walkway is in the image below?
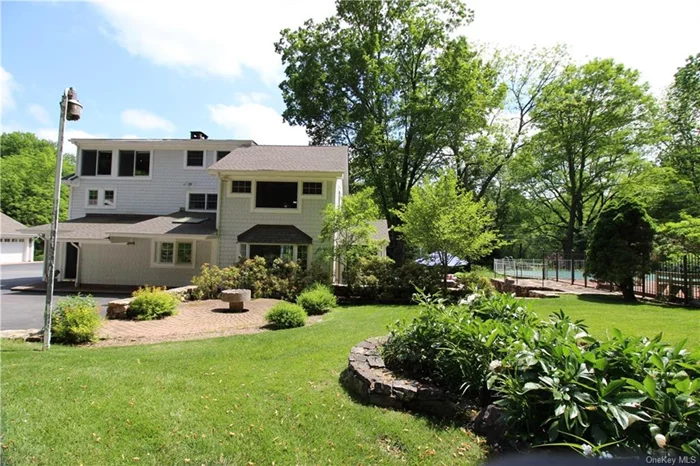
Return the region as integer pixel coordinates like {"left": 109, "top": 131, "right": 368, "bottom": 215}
{"left": 96, "top": 298, "right": 281, "bottom": 347}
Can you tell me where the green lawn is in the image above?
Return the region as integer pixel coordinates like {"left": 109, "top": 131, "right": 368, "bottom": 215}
{"left": 527, "top": 294, "right": 700, "bottom": 353}
{"left": 2, "top": 296, "right": 697, "bottom": 465}
{"left": 1, "top": 306, "right": 486, "bottom": 466}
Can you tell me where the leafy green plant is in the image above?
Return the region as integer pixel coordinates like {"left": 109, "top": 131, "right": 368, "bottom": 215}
{"left": 296, "top": 283, "right": 337, "bottom": 315}
{"left": 265, "top": 302, "right": 307, "bottom": 329}
{"left": 127, "top": 286, "right": 179, "bottom": 321}
{"left": 51, "top": 294, "right": 102, "bottom": 344}
{"left": 454, "top": 272, "right": 495, "bottom": 295}
{"left": 191, "top": 263, "right": 240, "bottom": 300}
{"left": 382, "top": 290, "right": 700, "bottom": 455}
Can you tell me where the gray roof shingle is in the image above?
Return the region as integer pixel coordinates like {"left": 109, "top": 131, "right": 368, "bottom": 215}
{"left": 237, "top": 225, "right": 313, "bottom": 244}
{"left": 21, "top": 212, "right": 216, "bottom": 240}
{"left": 1, "top": 213, "right": 35, "bottom": 237}
{"left": 210, "top": 145, "right": 348, "bottom": 173}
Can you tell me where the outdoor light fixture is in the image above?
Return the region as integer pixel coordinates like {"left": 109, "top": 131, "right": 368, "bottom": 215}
{"left": 43, "top": 87, "right": 82, "bottom": 350}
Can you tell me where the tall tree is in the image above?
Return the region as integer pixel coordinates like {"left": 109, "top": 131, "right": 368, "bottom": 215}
{"left": 1, "top": 131, "right": 74, "bottom": 225}
{"left": 586, "top": 199, "right": 655, "bottom": 302}
{"left": 512, "top": 58, "right": 658, "bottom": 254}
{"left": 455, "top": 46, "right": 568, "bottom": 200}
{"left": 661, "top": 53, "right": 700, "bottom": 196}
{"left": 275, "top": 0, "right": 504, "bottom": 264}
{"left": 393, "top": 170, "right": 502, "bottom": 290}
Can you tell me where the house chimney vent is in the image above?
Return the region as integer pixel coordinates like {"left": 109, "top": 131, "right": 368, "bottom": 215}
{"left": 190, "top": 131, "right": 209, "bottom": 140}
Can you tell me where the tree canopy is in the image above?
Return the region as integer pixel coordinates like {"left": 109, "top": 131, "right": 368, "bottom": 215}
{"left": 393, "top": 170, "right": 502, "bottom": 289}
{"left": 1, "top": 131, "right": 74, "bottom": 226}
{"left": 512, "top": 58, "right": 658, "bottom": 254}
{"left": 586, "top": 199, "right": 655, "bottom": 301}
{"left": 276, "top": 0, "right": 504, "bottom": 263}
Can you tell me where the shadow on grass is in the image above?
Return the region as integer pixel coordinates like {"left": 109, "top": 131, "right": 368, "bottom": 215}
{"left": 336, "top": 368, "right": 473, "bottom": 433}
{"left": 577, "top": 293, "right": 699, "bottom": 310}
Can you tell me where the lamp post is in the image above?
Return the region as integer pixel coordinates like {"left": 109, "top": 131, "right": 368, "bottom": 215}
{"left": 43, "top": 88, "right": 82, "bottom": 350}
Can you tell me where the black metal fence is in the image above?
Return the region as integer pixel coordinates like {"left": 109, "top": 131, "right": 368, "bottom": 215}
{"left": 634, "top": 254, "right": 700, "bottom": 305}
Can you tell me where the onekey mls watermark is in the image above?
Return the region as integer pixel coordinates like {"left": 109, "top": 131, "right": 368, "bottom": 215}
{"left": 646, "top": 456, "right": 698, "bottom": 465}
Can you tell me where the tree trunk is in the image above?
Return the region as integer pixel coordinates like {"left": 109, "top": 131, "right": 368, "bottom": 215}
{"left": 620, "top": 277, "right": 637, "bottom": 302}
{"left": 387, "top": 227, "right": 406, "bottom": 266}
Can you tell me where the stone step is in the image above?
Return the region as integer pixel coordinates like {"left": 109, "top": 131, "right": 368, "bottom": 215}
{"left": 528, "top": 290, "right": 560, "bottom": 298}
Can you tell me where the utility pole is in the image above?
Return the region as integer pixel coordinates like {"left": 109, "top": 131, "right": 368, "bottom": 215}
{"left": 43, "top": 88, "right": 82, "bottom": 350}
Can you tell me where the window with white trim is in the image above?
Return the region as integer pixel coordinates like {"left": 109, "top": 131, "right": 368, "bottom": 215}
{"left": 302, "top": 182, "right": 323, "bottom": 195}
{"left": 154, "top": 241, "right": 193, "bottom": 266}
{"left": 186, "top": 150, "right": 205, "bottom": 168}
{"left": 188, "top": 193, "right": 217, "bottom": 211}
{"left": 216, "top": 151, "right": 230, "bottom": 162}
{"left": 80, "top": 150, "right": 113, "bottom": 176}
{"left": 86, "top": 189, "right": 116, "bottom": 208}
{"left": 118, "top": 150, "right": 151, "bottom": 177}
{"left": 231, "top": 180, "right": 252, "bottom": 194}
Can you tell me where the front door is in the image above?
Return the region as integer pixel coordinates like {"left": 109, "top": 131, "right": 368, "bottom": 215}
{"left": 64, "top": 243, "right": 78, "bottom": 280}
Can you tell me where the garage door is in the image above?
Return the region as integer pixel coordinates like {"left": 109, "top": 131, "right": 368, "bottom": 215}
{"left": 1, "top": 239, "right": 25, "bottom": 263}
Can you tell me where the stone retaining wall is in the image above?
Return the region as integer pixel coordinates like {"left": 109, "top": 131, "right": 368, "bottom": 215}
{"left": 340, "top": 336, "right": 474, "bottom": 419}
{"left": 106, "top": 285, "right": 197, "bottom": 319}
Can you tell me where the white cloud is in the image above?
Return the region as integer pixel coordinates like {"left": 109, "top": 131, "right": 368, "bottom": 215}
{"left": 121, "top": 134, "right": 140, "bottom": 139}
{"left": 1, "top": 67, "right": 17, "bottom": 111}
{"left": 209, "top": 102, "right": 308, "bottom": 145}
{"left": 234, "top": 92, "right": 269, "bottom": 104}
{"left": 28, "top": 104, "right": 51, "bottom": 126}
{"left": 121, "top": 109, "right": 175, "bottom": 132}
{"left": 463, "top": 0, "right": 700, "bottom": 92}
{"left": 35, "top": 128, "right": 106, "bottom": 155}
{"left": 92, "top": 0, "right": 336, "bottom": 85}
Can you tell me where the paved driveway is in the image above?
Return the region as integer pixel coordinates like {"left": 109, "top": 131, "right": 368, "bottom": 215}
{"left": 0, "top": 263, "right": 129, "bottom": 331}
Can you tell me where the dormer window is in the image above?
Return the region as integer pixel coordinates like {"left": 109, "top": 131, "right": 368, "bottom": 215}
{"left": 185, "top": 150, "right": 205, "bottom": 168}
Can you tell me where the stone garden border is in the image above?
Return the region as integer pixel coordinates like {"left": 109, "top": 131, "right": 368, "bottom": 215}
{"left": 341, "top": 336, "right": 506, "bottom": 443}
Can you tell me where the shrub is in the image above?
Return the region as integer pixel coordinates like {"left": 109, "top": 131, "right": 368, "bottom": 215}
{"left": 296, "top": 283, "right": 337, "bottom": 315}
{"left": 127, "top": 286, "right": 179, "bottom": 321}
{"left": 51, "top": 294, "right": 101, "bottom": 344}
{"left": 381, "top": 291, "right": 700, "bottom": 455}
{"left": 265, "top": 302, "right": 307, "bottom": 329}
{"left": 455, "top": 271, "right": 495, "bottom": 295}
{"left": 237, "top": 257, "right": 271, "bottom": 299}
{"left": 190, "top": 264, "right": 240, "bottom": 300}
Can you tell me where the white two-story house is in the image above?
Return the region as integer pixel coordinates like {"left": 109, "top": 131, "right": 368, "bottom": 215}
{"left": 25, "top": 131, "right": 379, "bottom": 287}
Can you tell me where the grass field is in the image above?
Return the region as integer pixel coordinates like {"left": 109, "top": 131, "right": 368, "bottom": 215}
{"left": 527, "top": 294, "right": 699, "bottom": 353}
{"left": 1, "top": 306, "right": 486, "bottom": 466}
{"left": 1, "top": 295, "right": 697, "bottom": 465}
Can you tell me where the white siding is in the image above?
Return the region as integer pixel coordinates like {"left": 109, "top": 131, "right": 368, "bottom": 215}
{"left": 77, "top": 239, "right": 211, "bottom": 287}
{"left": 218, "top": 179, "right": 340, "bottom": 266}
{"left": 70, "top": 148, "right": 242, "bottom": 218}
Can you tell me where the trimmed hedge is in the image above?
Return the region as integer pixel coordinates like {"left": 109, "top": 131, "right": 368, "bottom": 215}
{"left": 296, "top": 283, "right": 337, "bottom": 315}
{"left": 265, "top": 302, "right": 307, "bottom": 329}
{"left": 127, "top": 286, "right": 179, "bottom": 321}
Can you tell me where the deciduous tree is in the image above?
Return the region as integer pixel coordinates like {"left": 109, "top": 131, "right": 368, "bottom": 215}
{"left": 276, "top": 0, "right": 504, "bottom": 264}
{"left": 393, "top": 170, "right": 502, "bottom": 290}
{"left": 512, "top": 59, "right": 659, "bottom": 254}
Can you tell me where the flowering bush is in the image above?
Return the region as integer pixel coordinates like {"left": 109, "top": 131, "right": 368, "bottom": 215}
{"left": 382, "top": 291, "right": 700, "bottom": 455}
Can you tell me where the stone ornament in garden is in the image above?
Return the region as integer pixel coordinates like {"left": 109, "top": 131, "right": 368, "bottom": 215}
{"left": 219, "top": 289, "right": 251, "bottom": 312}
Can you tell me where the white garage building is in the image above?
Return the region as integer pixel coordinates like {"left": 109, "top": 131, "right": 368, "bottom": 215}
{"left": 1, "top": 213, "right": 37, "bottom": 264}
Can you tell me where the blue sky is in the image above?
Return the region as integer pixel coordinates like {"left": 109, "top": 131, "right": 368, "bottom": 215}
{"left": 2, "top": 0, "right": 699, "bottom": 153}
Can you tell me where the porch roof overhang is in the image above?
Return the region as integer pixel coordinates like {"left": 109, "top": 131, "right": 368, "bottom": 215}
{"left": 21, "top": 212, "right": 217, "bottom": 242}
{"left": 237, "top": 225, "right": 313, "bottom": 245}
